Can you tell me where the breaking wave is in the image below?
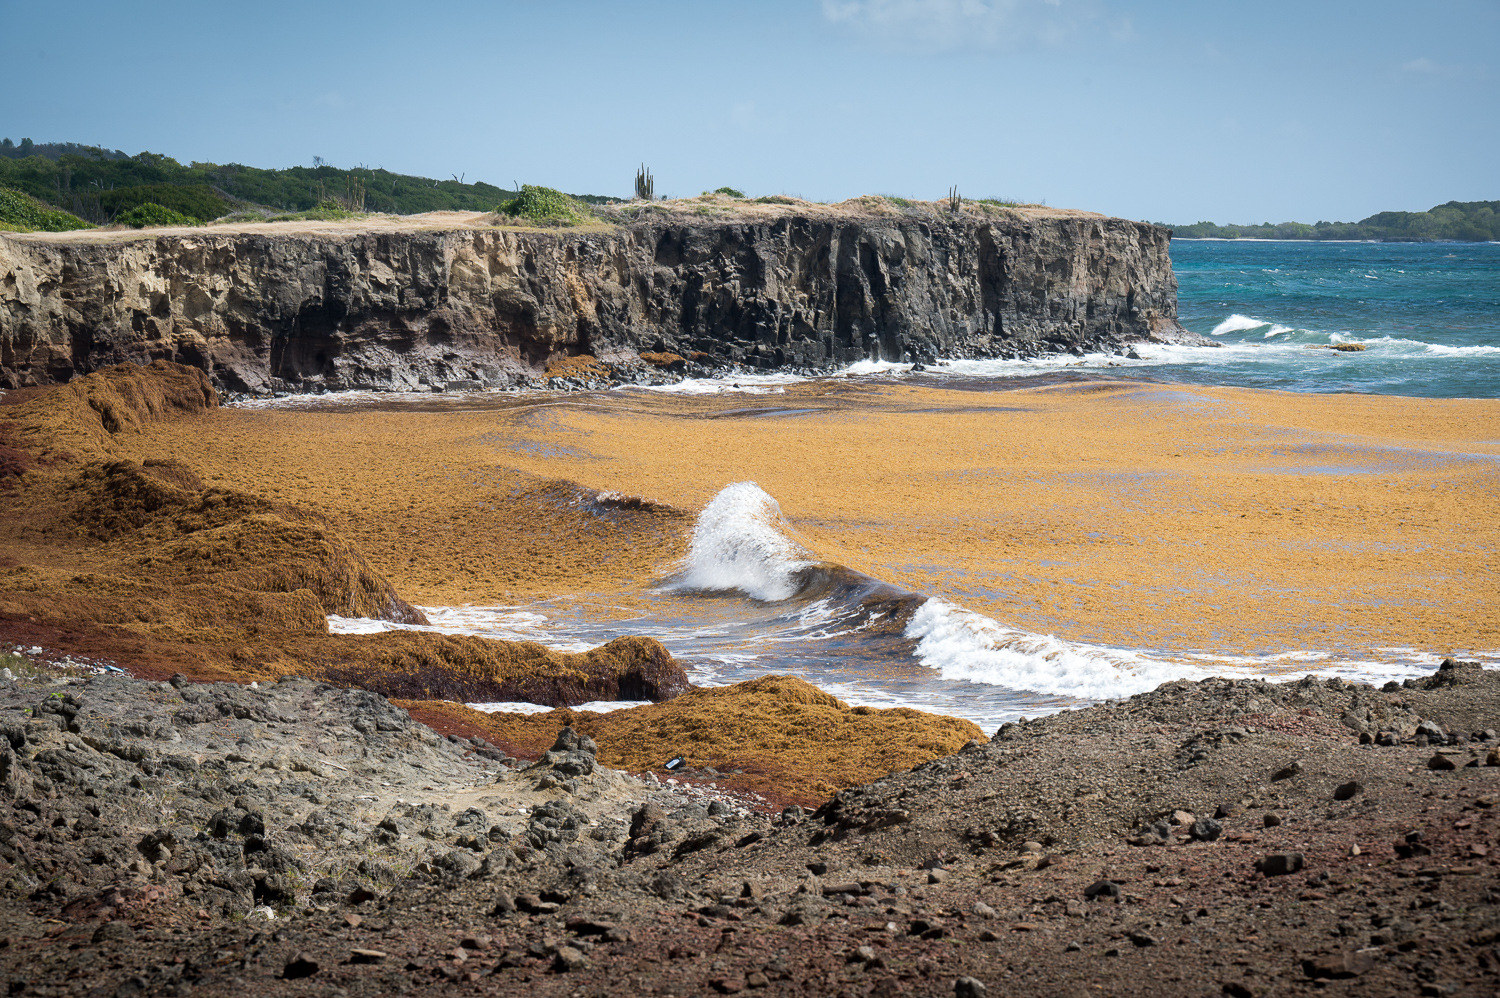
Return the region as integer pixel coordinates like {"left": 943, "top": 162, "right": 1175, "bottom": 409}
{"left": 667, "top": 482, "right": 812, "bottom": 601}
{"left": 902, "top": 598, "right": 1200, "bottom": 699}
{"left": 1211, "top": 313, "right": 1296, "bottom": 338}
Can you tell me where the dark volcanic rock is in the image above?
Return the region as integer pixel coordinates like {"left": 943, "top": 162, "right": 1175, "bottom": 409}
{"left": 0, "top": 206, "right": 1198, "bottom": 392}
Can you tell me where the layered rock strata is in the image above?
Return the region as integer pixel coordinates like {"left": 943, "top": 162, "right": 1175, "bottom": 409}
{"left": 0, "top": 203, "right": 1204, "bottom": 392}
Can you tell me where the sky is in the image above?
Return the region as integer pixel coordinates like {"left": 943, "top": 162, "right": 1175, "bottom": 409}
{"left": 3, "top": 0, "right": 1496, "bottom": 224}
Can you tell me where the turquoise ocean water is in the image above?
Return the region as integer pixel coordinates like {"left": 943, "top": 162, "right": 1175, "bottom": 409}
{"left": 1168, "top": 239, "right": 1500, "bottom": 398}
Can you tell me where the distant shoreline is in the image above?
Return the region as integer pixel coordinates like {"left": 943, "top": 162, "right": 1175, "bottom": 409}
{"left": 1171, "top": 236, "right": 1500, "bottom": 244}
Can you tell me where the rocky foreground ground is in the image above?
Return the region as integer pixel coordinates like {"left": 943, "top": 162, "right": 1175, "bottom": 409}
{"left": 1, "top": 659, "right": 1498, "bottom": 997}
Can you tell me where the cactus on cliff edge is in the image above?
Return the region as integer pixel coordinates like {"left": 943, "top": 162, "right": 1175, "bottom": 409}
{"left": 635, "top": 165, "right": 654, "bottom": 201}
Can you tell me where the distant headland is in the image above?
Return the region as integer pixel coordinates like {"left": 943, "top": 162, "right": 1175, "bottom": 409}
{"left": 1166, "top": 199, "right": 1498, "bottom": 242}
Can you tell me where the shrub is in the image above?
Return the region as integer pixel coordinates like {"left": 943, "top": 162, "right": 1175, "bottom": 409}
{"left": 115, "top": 202, "right": 199, "bottom": 228}
{"left": 753, "top": 195, "right": 798, "bottom": 205}
{"left": 713, "top": 187, "right": 745, "bottom": 198}
{"left": 498, "top": 185, "right": 584, "bottom": 225}
{"left": 881, "top": 195, "right": 913, "bottom": 208}
{"left": 99, "top": 183, "right": 233, "bottom": 222}
{"left": 0, "top": 187, "right": 92, "bottom": 232}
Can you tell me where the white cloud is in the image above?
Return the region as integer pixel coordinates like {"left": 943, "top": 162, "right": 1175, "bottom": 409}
{"left": 1401, "top": 57, "right": 1440, "bottom": 73}
{"left": 820, "top": 0, "right": 1102, "bottom": 52}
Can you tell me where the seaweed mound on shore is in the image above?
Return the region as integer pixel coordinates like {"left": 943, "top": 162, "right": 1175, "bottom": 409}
{"left": 314, "top": 632, "right": 689, "bottom": 705}
{"left": 0, "top": 360, "right": 217, "bottom": 463}
{"left": 397, "top": 675, "right": 985, "bottom": 804}
{"left": 0, "top": 361, "right": 694, "bottom": 706}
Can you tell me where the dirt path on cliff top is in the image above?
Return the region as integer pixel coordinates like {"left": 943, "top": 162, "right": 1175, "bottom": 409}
{"left": 106, "top": 378, "right": 1500, "bottom": 663}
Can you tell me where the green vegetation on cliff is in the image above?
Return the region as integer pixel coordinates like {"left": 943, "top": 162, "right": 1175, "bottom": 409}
{"left": 0, "top": 137, "right": 617, "bottom": 223}
{"left": 0, "top": 187, "right": 91, "bottom": 232}
{"left": 1168, "top": 200, "right": 1498, "bottom": 242}
{"left": 115, "top": 202, "right": 199, "bottom": 228}
{"left": 498, "top": 185, "right": 587, "bottom": 225}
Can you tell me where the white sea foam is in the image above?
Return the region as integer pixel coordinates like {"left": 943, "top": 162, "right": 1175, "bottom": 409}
{"left": 668, "top": 482, "right": 810, "bottom": 601}
{"left": 1355, "top": 336, "right": 1500, "bottom": 357}
{"left": 626, "top": 373, "right": 803, "bottom": 395}
{"left": 903, "top": 598, "right": 1204, "bottom": 699}
{"left": 326, "top": 608, "right": 597, "bottom": 652}
{"left": 901, "top": 596, "right": 1482, "bottom": 700}
{"left": 840, "top": 358, "right": 913, "bottom": 376}
{"left": 467, "top": 700, "right": 651, "bottom": 714}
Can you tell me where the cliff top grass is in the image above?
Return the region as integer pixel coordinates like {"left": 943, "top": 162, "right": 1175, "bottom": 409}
{"left": 0, "top": 196, "right": 1106, "bottom": 243}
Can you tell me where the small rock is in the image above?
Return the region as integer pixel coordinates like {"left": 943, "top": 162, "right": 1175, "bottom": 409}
{"left": 1428, "top": 754, "right": 1457, "bottom": 772}
{"left": 954, "top": 977, "right": 988, "bottom": 998}
{"left": 1021, "top": 841, "right": 1043, "bottom": 854}
{"left": 711, "top": 977, "right": 746, "bottom": 994}
{"left": 1065, "top": 941, "right": 1082, "bottom": 952}
{"left": 169, "top": 673, "right": 189, "bottom": 689}
{"left": 1083, "top": 880, "right": 1120, "bottom": 899}
{"left": 848, "top": 946, "right": 877, "bottom": 963}
{"left": 1349, "top": 844, "right": 1362, "bottom": 857}
{"left": 283, "top": 953, "right": 319, "bottom": 979}
{"left": 928, "top": 869, "right": 949, "bottom": 884}
{"left": 1262, "top": 812, "right": 1282, "bottom": 828}
{"left": 781, "top": 805, "right": 805, "bottom": 824}
{"left": 1271, "top": 761, "right": 1302, "bottom": 782}
{"left": 1169, "top": 810, "right": 1195, "bottom": 826}
{"left": 1213, "top": 804, "right": 1244, "bottom": 819}
{"left": 553, "top": 946, "right": 590, "bottom": 972}
{"left": 349, "top": 949, "right": 386, "bottom": 965}
{"left": 1189, "top": 818, "right": 1223, "bottom": 842}
{"left": 1376, "top": 731, "right": 1399, "bottom": 747}
{"left": 92, "top": 922, "right": 135, "bottom": 944}
{"left": 1416, "top": 720, "right": 1446, "bottom": 741}
{"left": 1128, "top": 930, "right": 1158, "bottom": 947}
{"left": 1257, "top": 853, "right": 1305, "bottom": 877}
{"left": 1333, "top": 781, "right": 1364, "bottom": 801}
{"left": 972, "top": 902, "right": 997, "bottom": 919}
{"left": 1302, "top": 949, "right": 1378, "bottom": 979}
{"left": 745, "top": 971, "right": 769, "bottom": 989}
{"left": 343, "top": 913, "right": 361, "bottom": 928}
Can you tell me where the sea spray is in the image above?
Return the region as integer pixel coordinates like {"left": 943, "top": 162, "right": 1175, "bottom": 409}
{"left": 669, "top": 482, "right": 811, "bottom": 601}
{"left": 1210, "top": 313, "right": 1298, "bottom": 338}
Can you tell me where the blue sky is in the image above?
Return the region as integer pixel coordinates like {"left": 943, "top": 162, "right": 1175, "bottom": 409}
{"left": 3, "top": 0, "right": 1495, "bottom": 223}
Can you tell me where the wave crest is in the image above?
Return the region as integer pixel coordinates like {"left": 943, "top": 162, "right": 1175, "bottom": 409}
{"left": 669, "top": 482, "right": 811, "bottom": 601}
{"left": 903, "top": 598, "right": 1202, "bottom": 699}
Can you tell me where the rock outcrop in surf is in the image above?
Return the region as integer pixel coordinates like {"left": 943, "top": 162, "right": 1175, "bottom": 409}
{"left": 0, "top": 201, "right": 1202, "bottom": 392}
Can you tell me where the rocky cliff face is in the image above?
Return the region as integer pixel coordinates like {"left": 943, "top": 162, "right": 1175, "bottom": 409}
{"left": 0, "top": 203, "right": 1201, "bottom": 392}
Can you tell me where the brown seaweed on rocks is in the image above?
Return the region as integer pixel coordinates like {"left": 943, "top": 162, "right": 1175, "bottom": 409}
{"left": 398, "top": 675, "right": 985, "bottom": 805}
